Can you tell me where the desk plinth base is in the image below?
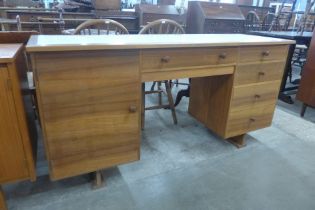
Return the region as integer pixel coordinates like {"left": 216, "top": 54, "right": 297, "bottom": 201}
{"left": 227, "top": 134, "right": 246, "bottom": 148}
{"left": 91, "top": 171, "right": 105, "bottom": 189}
{"left": 0, "top": 186, "right": 7, "bottom": 210}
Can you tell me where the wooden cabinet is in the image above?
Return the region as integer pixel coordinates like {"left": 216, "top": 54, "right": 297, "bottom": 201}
{"left": 0, "top": 44, "right": 37, "bottom": 210}
{"left": 135, "top": 4, "right": 184, "bottom": 27}
{"left": 297, "top": 30, "right": 315, "bottom": 115}
{"left": 186, "top": 1, "right": 245, "bottom": 34}
{"left": 32, "top": 50, "right": 141, "bottom": 180}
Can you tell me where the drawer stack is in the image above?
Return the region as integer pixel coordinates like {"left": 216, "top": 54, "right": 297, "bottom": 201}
{"left": 225, "top": 45, "right": 288, "bottom": 137}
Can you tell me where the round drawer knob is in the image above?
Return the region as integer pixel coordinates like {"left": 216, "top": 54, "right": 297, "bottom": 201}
{"left": 262, "top": 51, "right": 270, "bottom": 57}
{"left": 161, "top": 56, "right": 171, "bottom": 63}
{"left": 219, "top": 53, "right": 227, "bottom": 59}
{"left": 258, "top": 71, "right": 265, "bottom": 76}
{"left": 254, "top": 94, "right": 261, "bottom": 99}
{"left": 129, "top": 105, "right": 137, "bottom": 113}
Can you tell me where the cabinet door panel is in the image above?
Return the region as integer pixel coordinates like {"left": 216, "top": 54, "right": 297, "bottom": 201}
{"left": 34, "top": 51, "right": 140, "bottom": 180}
{"left": 0, "top": 67, "right": 28, "bottom": 183}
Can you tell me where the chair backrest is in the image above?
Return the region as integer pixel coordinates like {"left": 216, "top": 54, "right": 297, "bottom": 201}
{"left": 139, "top": 19, "right": 185, "bottom": 34}
{"left": 262, "top": 13, "right": 278, "bottom": 31}
{"left": 74, "top": 19, "right": 129, "bottom": 35}
{"left": 245, "top": 11, "right": 260, "bottom": 32}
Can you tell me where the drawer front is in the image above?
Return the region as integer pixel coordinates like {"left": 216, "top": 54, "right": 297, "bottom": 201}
{"left": 234, "top": 61, "right": 285, "bottom": 85}
{"left": 35, "top": 51, "right": 140, "bottom": 179}
{"left": 239, "top": 45, "right": 288, "bottom": 63}
{"left": 226, "top": 105, "right": 275, "bottom": 138}
{"left": 231, "top": 81, "right": 280, "bottom": 111}
{"left": 141, "top": 47, "right": 238, "bottom": 72}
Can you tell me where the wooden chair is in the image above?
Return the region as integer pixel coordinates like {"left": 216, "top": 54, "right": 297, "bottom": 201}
{"left": 140, "top": 19, "right": 185, "bottom": 129}
{"left": 245, "top": 11, "right": 260, "bottom": 32}
{"left": 74, "top": 19, "right": 129, "bottom": 35}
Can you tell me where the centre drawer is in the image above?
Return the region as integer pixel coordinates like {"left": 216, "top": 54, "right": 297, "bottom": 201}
{"left": 231, "top": 81, "right": 280, "bottom": 111}
{"left": 140, "top": 47, "right": 237, "bottom": 72}
{"left": 234, "top": 61, "right": 285, "bottom": 85}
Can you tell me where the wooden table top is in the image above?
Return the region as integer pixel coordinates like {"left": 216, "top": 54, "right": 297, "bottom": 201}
{"left": 0, "top": 44, "right": 22, "bottom": 63}
{"left": 26, "top": 34, "right": 295, "bottom": 52}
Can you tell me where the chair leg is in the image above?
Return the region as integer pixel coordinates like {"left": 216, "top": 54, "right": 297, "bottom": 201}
{"left": 158, "top": 81, "right": 162, "bottom": 105}
{"left": 150, "top": 81, "right": 156, "bottom": 91}
{"left": 300, "top": 103, "right": 308, "bottom": 117}
{"left": 141, "top": 83, "right": 145, "bottom": 129}
{"left": 164, "top": 80, "right": 177, "bottom": 124}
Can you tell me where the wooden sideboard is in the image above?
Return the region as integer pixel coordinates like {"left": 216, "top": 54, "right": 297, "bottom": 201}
{"left": 26, "top": 34, "right": 293, "bottom": 181}
{"left": 0, "top": 44, "right": 37, "bottom": 210}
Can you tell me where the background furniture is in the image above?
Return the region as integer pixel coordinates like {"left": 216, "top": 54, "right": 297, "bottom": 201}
{"left": 0, "top": 44, "right": 37, "bottom": 210}
{"left": 74, "top": 19, "right": 129, "bottom": 35}
{"left": 186, "top": 1, "right": 245, "bottom": 34}
{"left": 26, "top": 34, "right": 292, "bottom": 181}
{"left": 297, "top": 30, "right": 315, "bottom": 117}
{"left": 92, "top": 0, "right": 121, "bottom": 10}
{"left": 136, "top": 4, "right": 184, "bottom": 28}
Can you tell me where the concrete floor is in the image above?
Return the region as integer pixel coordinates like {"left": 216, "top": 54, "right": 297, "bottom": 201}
{"left": 3, "top": 80, "right": 315, "bottom": 210}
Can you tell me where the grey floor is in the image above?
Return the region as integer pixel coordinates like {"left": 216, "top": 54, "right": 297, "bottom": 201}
{"left": 3, "top": 78, "right": 315, "bottom": 210}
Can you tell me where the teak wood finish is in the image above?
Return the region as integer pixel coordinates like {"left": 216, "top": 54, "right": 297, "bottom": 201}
{"left": 0, "top": 44, "right": 37, "bottom": 210}
{"left": 26, "top": 34, "right": 293, "bottom": 181}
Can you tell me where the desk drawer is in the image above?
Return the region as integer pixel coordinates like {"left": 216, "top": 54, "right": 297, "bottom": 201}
{"left": 231, "top": 81, "right": 280, "bottom": 111}
{"left": 234, "top": 61, "right": 285, "bottom": 85}
{"left": 226, "top": 105, "right": 275, "bottom": 138}
{"left": 239, "top": 45, "right": 288, "bottom": 63}
{"left": 141, "top": 47, "right": 237, "bottom": 72}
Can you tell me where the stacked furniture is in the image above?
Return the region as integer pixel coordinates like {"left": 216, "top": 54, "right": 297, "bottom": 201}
{"left": 136, "top": 4, "right": 184, "bottom": 27}
{"left": 0, "top": 43, "right": 37, "bottom": 210}
{"left": 239, "top": 5, "right": 275, "bottom": 22}
{"left": 297, "top": 30, "right": 315, "bottom": 117}
{"left": 186, "top": 1, "right": 245, "bottom": 34}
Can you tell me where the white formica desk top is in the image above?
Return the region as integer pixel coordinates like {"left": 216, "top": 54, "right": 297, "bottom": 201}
{"left": 26, "top": 34, "right": 295, "bottom": 52}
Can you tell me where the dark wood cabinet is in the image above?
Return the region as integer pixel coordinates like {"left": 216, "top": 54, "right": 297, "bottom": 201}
{"left": 136, "top": 4, "right": 184, "bottom": 27}
{"left": 297, "top": 31, "right": 315, "bottom": 115}
{"left": 186, "top": 1, "right": 245, "bottom": 34}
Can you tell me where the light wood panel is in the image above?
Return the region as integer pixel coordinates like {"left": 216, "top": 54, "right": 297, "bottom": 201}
{"left": 0, "top": 66, "right": 29, "bottom": 183}
{"left": 234, "top": 61, "right": 285, "bottom": 85}
{"left": 33, "top": 50, "right": 141, "bottom": 180}
{"left": 231, "top": 81, "right": 281, "bottom": 111}
{"left": 141, "top": 48, "right": 237, "bottom": 72}
{"left": 239, "top": 45, "right": 288, "bottom": 63}
{"left": 189, "top": 74, "right": 234, "bottom": 137}
{"left": 141, "top": 66, "right": 234, "bottom": 82}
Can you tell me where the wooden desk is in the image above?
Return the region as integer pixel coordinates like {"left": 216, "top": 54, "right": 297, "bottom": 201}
{"left": 0, "top": 44, "right": 37, "bottom": 210}
{"left": 249, "top": 31, "right": 313, "bottom": 104}
{"left": 26, "top": 34, "right": 293, "bottom": 181}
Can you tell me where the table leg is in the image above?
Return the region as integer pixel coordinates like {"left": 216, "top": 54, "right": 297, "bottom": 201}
{"left": 227, "top": 134, "right": 246, "bottom": 148}
{"left": 278, "top": 44, "right": 295, "bottom": 104}
{"left": 0, "top": 186, "right": 7, "bottom": 210}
